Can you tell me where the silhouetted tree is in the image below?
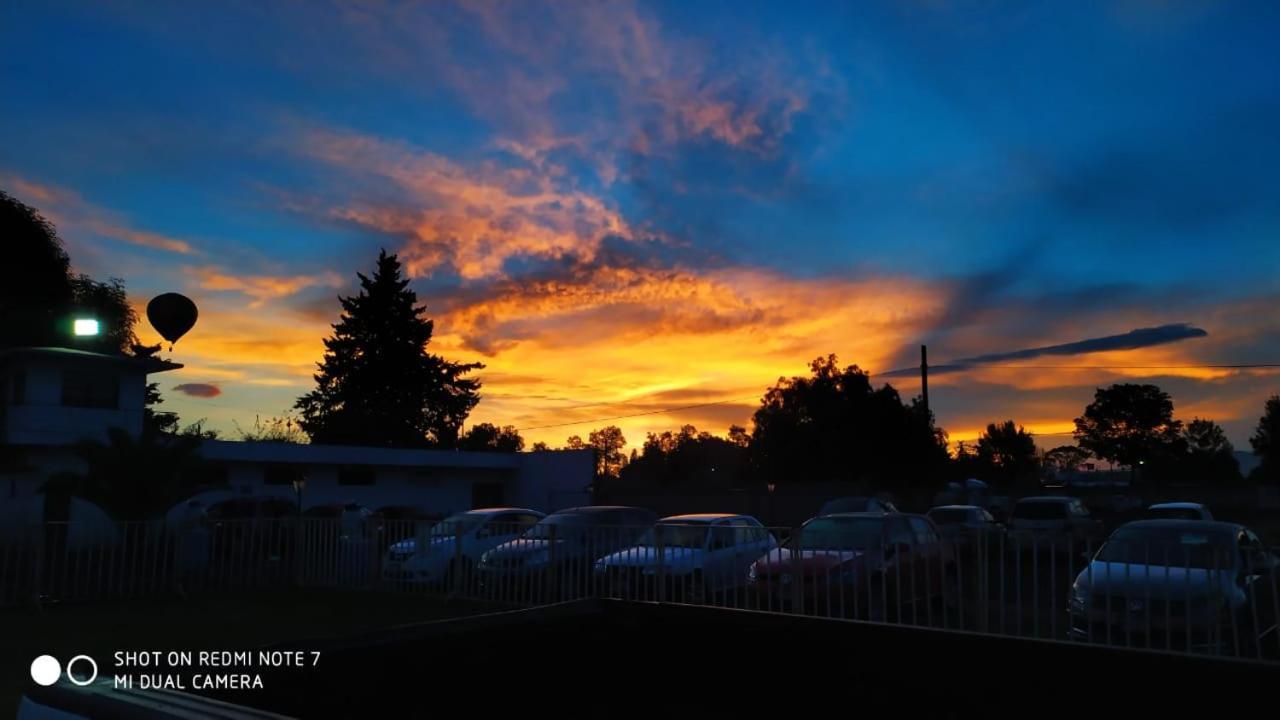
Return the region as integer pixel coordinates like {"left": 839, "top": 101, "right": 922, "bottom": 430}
{"left": 566, "top": 435, "right": 586, "bottom": 450}
{"left": 295, "top": 250, "right": 482, "bottom": 447}
{"left": 143, "top": 382, "right": 180, "bottom": 436}
{"left": 749, "top": 355, "right": 948, "bottom": 489}
{"left": 620, "top": 424, "right": 748, "bottom": 488}
{"left": 976, "top": 420, "right": 1039, "bottom": 487}
{"left": 1250, "top": 396, "right": 1280, "bottom": 484}
{"left": 1043, "top": 445, "right": 1091, "bottom": 473}
{"left": 951, "top": 441, "right": 984, "bottom": 481}
{"left": 0, "top": 189, "right": 75, "bottom": 348}
{"left": 587, "top": 425, "right": 628, "bottom": 479}
{"left": 235, "top": 415, "right": 308, "bottom": 443}
{"left": 1176, "top": 418, "right": 1240, "bottom": 485}
{"left": 459, "top": 423, "right": 525, "bottom": 452}
{"left": 728, "top": 424, "right": 750, "bottom": 448}
{"left": 531, "top": 441, "right": 551, "bottom": 452}
{"left": 1074, "top": 384, "right": 1182, "bottom": 475}
{"left": 47, "top": 427, "right": 223, "bottom": 520}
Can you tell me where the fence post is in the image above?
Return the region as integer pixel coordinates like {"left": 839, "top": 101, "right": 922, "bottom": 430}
{"left": 453, "top": 521, "right": 465, "bottom": 598}
{"left": 655, "top": 525, "right": 665, "bottom": 604}
{"left": 28, "top": 522, "right": 45, "bottom": 609}
{"left": 791, "top": 525, "right": 802, "bottom": 614}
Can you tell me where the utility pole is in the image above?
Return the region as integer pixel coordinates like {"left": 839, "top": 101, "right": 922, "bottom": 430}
{"left": 920, "top": 344, "right": 930, "bottom": 414}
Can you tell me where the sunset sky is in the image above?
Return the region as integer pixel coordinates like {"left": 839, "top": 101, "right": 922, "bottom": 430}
{"left": 3, "top": 1, "right": 1278, "bottom": 450}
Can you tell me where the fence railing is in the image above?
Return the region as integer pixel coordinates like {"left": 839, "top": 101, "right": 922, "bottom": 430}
{"left": 4, "top": 518, "right": 1278, "bottom": 663}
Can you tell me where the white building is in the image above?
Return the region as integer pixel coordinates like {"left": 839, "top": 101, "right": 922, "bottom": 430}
{"left": 0, "top": 346, "right": 592, "bottom": 515}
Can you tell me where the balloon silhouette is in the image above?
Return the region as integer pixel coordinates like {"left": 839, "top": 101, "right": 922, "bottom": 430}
{"left": 146, "top": 293, "right": 198, "bottom": 350}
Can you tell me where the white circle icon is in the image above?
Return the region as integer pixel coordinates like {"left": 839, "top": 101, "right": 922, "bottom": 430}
{"left": 66, "top": 656, "right": 98, "bottom": 686}
{"left": 30, "top": 655, "right": 61, "bottom": 686}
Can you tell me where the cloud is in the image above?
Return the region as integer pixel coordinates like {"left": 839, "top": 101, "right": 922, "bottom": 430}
{"left": 2, "top": 174, "right": 196, "bottom": 255}
{"left": 883, "top": 323, "right": 1210, "bottom": 377}
{"left": 173, "top": 383, "right": 222, "bottom": 398}
{"left": 185, "top": 265, "right": 343, "bottom": 306}
{"left": 292, "top": 127, "right": 636, "bottom": 279}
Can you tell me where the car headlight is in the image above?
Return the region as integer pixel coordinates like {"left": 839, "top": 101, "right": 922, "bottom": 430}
{"left": 1069, "top": 583, "right": 1089, "bottom": 612}
{"left": 747, "top": 563, "right": 758, "bottom": 583}
{"left": 479, "top": 551, "right": 493, "bottom": 567}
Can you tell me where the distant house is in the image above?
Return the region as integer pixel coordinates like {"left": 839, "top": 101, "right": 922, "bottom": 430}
{"left": 0, "top": 346, "right": 591, "bottom": 515}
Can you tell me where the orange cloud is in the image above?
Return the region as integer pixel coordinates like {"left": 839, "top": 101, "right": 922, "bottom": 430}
{"left": 3, "top": 174, "right": 196, "bottom": 255}
{"left": 299, "top": 128, "right": 634, "bottom": 279}
{"left": 185, "top": 265, "right": 343, "bottom": 306}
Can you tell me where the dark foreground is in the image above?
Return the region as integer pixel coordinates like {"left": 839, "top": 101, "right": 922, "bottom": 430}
{"left": 26, "top": 598, "right": 1279, "bottom": 718}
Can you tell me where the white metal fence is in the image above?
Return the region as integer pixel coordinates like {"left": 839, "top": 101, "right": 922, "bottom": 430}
{"left": 4, "top": 517, "right": 1278, "bottom": 663}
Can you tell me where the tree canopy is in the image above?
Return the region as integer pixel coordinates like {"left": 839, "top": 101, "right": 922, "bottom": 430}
{"left": 619, "top": 424, "right": 747, "bottom": 488}
{"left": 749, "top": 355, "right": 948, "bottom": 488}
{"left": 1251, "top": 395, "right": 1280, "bottom": 483}
{"left": 295, "top": 250, "right": 483, "bottom": 447}
{"left": 459, "top": 423, "right": 525, "bottom": 452}
{"left": 975, "top": 420, "right": 1039, "bottom": 487}
{"left": 1073, "top": 383, "right": 1182, "bottom": 468}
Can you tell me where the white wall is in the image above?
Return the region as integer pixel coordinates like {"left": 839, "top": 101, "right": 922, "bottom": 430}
{"left": 2, "top": 355, "right": 147, "bottom": 445}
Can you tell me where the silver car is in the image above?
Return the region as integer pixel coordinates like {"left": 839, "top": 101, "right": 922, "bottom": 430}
{"left": 1068, "top": 520, "right": 1280, "bottom": 657}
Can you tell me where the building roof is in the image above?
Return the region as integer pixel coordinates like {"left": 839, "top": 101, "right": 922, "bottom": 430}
{"left": 0, "top": 346, "right": 182, "bottom": 374}
{"left": 198, "top": 439, "right": 573, "bottom": 469}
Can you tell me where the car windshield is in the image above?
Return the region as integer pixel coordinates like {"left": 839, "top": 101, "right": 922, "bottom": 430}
{"left": 522, "top": 513, "right": 592, "bottom": 540}
{"left": 427, "top": 513, "right": 485, "bottom": 537}
{"left": 1095, "top": 528, "right": 1235, "bottom": 569}
{"left": 929, "top": 509, "right": 975, "bottom": 525}
{"left": 820, "top": 498, "right": 869, "bottom": 514}
{"left": 1145, "top": 507, "right": 1202, "bottom": 521}
{"left": 637, "top": 523, "right": 709, "bottom": 549}
{"left": 1013, "top": 502, "right": 1068, "bottom": 520}
{"left": 790, "top": 517, "right": 884, "bottom": 550}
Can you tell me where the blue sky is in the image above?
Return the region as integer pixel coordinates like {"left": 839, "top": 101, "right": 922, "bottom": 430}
{"left": 3, "top": 1, "right": 1278, "bottom": 448}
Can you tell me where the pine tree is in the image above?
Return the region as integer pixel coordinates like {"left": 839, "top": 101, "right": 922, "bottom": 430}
{"left": 295, "top": 250, "right": 482, "bottom": 447}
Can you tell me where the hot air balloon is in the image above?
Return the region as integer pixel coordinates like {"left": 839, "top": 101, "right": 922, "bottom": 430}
{"left": 146, "top": 293, "right": 198, "bottom": 350}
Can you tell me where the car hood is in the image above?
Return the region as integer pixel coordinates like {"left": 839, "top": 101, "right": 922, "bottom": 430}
{"left": 752, "top": 547, "right": 868, "bottom": 573}
{"left": 1074, "top": 560, "right": 1234, "bottom": 600}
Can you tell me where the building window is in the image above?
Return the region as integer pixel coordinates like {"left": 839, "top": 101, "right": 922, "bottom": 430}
{"left": 61, "top": 371, "right": 119, "bottom": 409}
{"left": 10, "top": 370, "right": 25, "bottom": 405}
{"left": 338, "top": 467, "right": 376, "bottom": 486}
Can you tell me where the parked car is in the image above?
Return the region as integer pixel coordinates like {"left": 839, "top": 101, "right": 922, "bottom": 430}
{"left": 1068, "top": 520, "right": 1279, "bottom": 657}
{"left": 817, "top": 496, "right": 898, "bottom": 517}
{"left": 303, "top": 503, "right": 375, "bottom": 539}
{"left": 382, "top": 508, "right": 544, "bottom": 586}
{"left": 927, "top": 505, "right": 1004, "bottom": 553}
{"left": 1009, "top": 496, "right": 1100, "bottom": 552}
{"left": 1144, "top": 502, "right": 1213, "bottom": 521}
{"left": 595, "top": 513, "right": 777, "bottom": 602}
{"left": 478, "top": 506, "right": 657, "bottom": 599}
{"left": 748, "top": 512, "right": 956, "bottom": 619}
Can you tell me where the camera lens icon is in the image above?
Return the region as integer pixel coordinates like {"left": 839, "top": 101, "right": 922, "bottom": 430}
{"left": 29, "top": 655, "right": 98, "bottom": 687}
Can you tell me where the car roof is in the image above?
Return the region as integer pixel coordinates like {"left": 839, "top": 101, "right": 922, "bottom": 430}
{"left": 1118, "top": 519, "right": 1240, "bottom": 533}
{"left": 817, "top": 512, "right": 892, "bottom": 520}
{"left": 1015, "top": 496, "right": 1075, "bottom": 504}
{"left": 467, "top": 507, "right": 543, "bottom": 515}
{"left": 554, "top": 505, "right": 649, "bottom": 514}
{"left": 660, "top": 513, "right": 741, "bottom": 523}
{"left": 930, "top": 505, "right": 982, "bottom": 511}
{"left": 1147, "top": 502, "right": 1206, "bottom": 510}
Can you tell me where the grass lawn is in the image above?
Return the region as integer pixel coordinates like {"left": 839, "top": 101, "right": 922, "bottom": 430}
{"left": 1, "top": 588, "right": 498, "bottom": 714}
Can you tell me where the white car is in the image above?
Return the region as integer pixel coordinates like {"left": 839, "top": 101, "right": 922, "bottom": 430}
{"left": 1009, "top": 496, "right": 1099, "bottom": 552}
{"left": 1145, "top": 502, "right": 1213, "bottom": 521}
{"left": 383, "top": 508, "right": 544, "bottom": 586}
{"left": 595, "top": 513, "right": 777, "bottom": 601}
